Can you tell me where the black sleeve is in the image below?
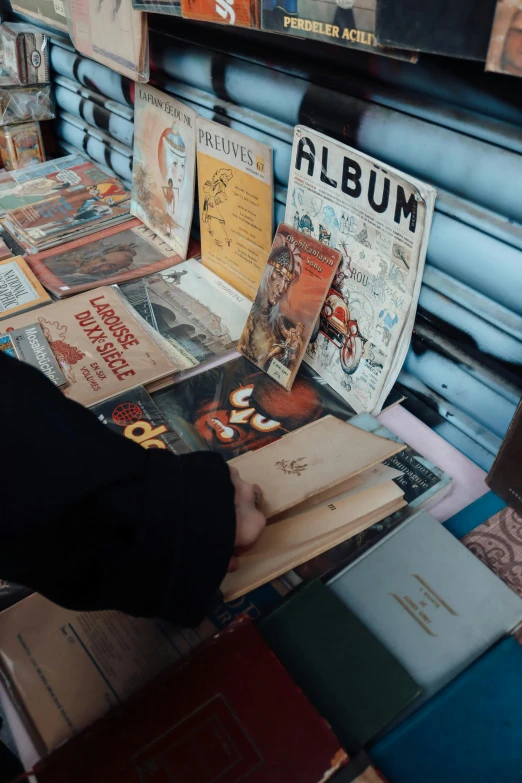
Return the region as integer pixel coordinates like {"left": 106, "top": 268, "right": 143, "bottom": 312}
{"left": 0, "top": 352, "right": 236, "bottom": 627}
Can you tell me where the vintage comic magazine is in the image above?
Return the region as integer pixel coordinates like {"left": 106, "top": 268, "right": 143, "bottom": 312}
{"left": 2, "top": 161, "right": 132, "bottom": 253}
{"left": 239, "top": 223, "right": 341, "bottom": 390}
{"left": 120, "top": 256, "right": 250, "bottom": 367}
{"left": 132, "top": 87, "right": 197, "bottom": 260}
{"left": 285, "top": 126, "right": 436, "bottom": 414}
{"left": 152, "top": 355, "right": 355, "bottom": 459}
{"left": 197, "top": 117, "right": 273, "bottom": 300}
{"left": 24, "top": 219, "right": 198, "bottom": 297}
{"left": 65, "top": 0, "right": 149, "bottom": 82}
{"left": 0, "top": 286, "right": 179, "bottom": 407}
{"left": 486, "top": 0, "right": 522, "bottom": 76}
{"left": 0, "top": 154, "right": 86, "bottom": 217}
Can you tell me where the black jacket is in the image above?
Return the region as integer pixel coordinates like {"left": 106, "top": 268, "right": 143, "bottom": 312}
{"left": 0, "top": 352, "right": 236, "bottom": 627}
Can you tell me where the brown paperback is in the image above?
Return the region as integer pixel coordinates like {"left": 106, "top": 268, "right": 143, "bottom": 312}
{"left": 0, "top": 287, "right": 178, "bottom": 406}
{"left": 486, "top": 400, "right": 522, "bottom": 514}
{"left": 222, "top": 415, "right": 406, "bottom": 599}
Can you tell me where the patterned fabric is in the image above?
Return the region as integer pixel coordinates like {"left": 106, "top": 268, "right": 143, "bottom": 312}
{"left": 463, "top": 506, "right": 522, "bottom": 598}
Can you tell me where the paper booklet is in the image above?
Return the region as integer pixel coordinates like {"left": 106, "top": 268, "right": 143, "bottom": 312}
{"left": 132, "top": 87, "right": 197, "bottom": 260}
{"left": 0, "top": 286, "right": 183, "bottom": 407}
{"left": 120, "top": 256, "right": 250, "bottom": 370}
{"left": 221, "top": 415, "right": 406, "bottom": 600}
{"left": 24, "top": 219, "right": 200, "bottom": 298}
{"left": 65, "top": 0, "right": 149, "bottom": 82}
{"left": 2, "top": 161, "right": 132, "bottom": 254}
{"left": 197, "top": 117, "right": 274, "bottom": 300}
{"left": 285, "top": 126, "right": 436, "bottom": 415}
{"left": 0, "top": 255, "right": 50, "bottom": 319}
{"left": 238, "top": 223, "right": 341, "bottom": 390}
{"left": 0, "top": 153, "right": 87, "bottom": 217}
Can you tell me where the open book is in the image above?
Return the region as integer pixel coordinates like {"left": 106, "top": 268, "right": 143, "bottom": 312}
{"left": 221, "top": 415, "right": 406, "bottom": 600}
{"left": 285, "top": 126, "right": 436, "bottom": 415}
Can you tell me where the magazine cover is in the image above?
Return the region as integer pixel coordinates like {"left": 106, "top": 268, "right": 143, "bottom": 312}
{"left": 24, "top": 219, "right": 195, "bottom": 297}
{"left": 132, "top": 87, "right": 197, "bottom": 259}
{"left": 152, "top": 355, "right": 355, "bottom": 459}
{"left": 181, "top": 0, "right": 259, "bottom": 27}
{"left": 285, "top": 125, "right": 435, "bottom": 414}
{"left": 0, "top": 287, "right": 177, "bottom": 407}
{"left": 197, "top": 117, "right": 273, "bottom": 300}
{"left": 0, "top": 154, "right": 87, "bottom": 216}
{"left": 486, "top": 0, "right": 522, "bottom": 76}
{"left": 262, "top": 0, "right": 378, "bottom": 51}
{"left": 239, "top": 223, "right": 341, "bottom": 389}
{"left": 0, "top": 255, "right": 50, "bottom": 319}
{"left": 120, "top": 257, "right": 251, "bottom": 366}
{"left": 3, "top": 161, "right": 131, "bottom": 252}
{"left": 65, "top": 0, "right": 149, "bottom": 82}
{"left": 92, "top": 385, "right": 192, "bottom": 453}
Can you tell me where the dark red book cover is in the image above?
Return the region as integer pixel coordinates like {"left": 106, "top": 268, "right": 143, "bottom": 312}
{"left": 486, "top": 400, "right": 522, "bottom": 515}
{"left": 33, "top": 618, "right": 347, "bottom": 783}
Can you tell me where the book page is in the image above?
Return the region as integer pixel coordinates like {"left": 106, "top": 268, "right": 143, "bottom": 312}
{"left": 285, "top": 126, "right": 432, "bottom": 414}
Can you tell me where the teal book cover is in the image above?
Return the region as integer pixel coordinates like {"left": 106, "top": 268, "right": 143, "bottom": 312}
{"left": 328, "top": 512, "right": 522, "bottom": 706}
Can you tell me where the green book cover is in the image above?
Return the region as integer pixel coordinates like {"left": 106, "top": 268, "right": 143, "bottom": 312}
{"left": 258, "top": 580, "right": 421, "bottom": 752}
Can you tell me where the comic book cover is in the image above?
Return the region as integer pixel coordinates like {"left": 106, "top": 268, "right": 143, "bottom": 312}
{"left": 65, "top": 0, "right": 149, "bottom": 82}
{"left": 152, "top": 354, "right": 356, "bottom": 460}
{"left": 91, "top": 385, "right": 192, "bottom": 453}
{"left": 0, "top": 287, "right": 178, "bottom": 407}
{"left": 486, "top": 0, "right": 522, "bottom": 76}
{"left": 262, "top": 0, "right": 378, "bottom": 51}
{"left": 0, "top": 154, "right": 87, "bottom": 217}
{"left": 132, "top": 87, "right": 197, "bottom": 260}
{"left": 285, "top": 126, "right": 435, "bottom": 414}
{"left": 197, "top": 117, "right": 273, "bottom": 300}
{"left": 238, "top": 223, "right": 341, "bottom": 390}
{"left": 24, "top": 219, "right": 199, "bottom": 298}
{"left": 181, "top": 0, "right": 259, "bottom": 27}
{"left": 3, "top": 161, "right": 132, "bottom": 253}
{"left": 120, "top": 257, "right": 250, "bottom": 367}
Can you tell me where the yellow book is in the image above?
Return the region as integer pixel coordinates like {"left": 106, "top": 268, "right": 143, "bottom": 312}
{"left": 0, "top": 255, "right": 51, "bottom": 319}
{"left": 197, "top": 117, "right": 273, "bottom": 300}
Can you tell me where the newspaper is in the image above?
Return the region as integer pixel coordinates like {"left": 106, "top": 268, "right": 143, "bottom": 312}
{"left": 285, "top": 126, "right": 436, "bottom": 414}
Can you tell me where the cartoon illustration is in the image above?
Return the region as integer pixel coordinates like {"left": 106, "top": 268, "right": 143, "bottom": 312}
{"left": 318, "top": 224, "right": 331, "bottom": 245}
{"left": 322, "top": 205, "right": 339, "bottom": 229}
{"left": 299, "top": 213, "right": 314, "bottom": 236}
{"left": 86, "top": 180, "right": 129, "bottom": 207}
{"left": 202, "top": 168, "right": 233, "bottom": 248}
{"left": 355, "top": 224, "right": 371, "bottom": 248}
{"left": 293, "top": 210, "right": 300, "bottom": 230}
{"left": 392, "top": 242, "right": 410, "bottom": 270}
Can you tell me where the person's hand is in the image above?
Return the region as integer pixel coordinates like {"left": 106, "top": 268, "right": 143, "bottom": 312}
{"left": 228, "top": 466, "right": 266, "bottom": 573}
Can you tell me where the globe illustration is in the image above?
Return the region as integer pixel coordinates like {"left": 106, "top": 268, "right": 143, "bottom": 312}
{"left": 112, "top": 402, "right": 143, "bottom": 426}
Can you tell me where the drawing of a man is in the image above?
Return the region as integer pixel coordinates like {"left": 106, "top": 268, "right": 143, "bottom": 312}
{"left": 239, "top": 231, "right": 302, "bottom": 366}
{"left": 202, "top": 168, "right": 233, "bottom": 248}
{"left": 160, "top": 125, "right": 186, "bottom": 237}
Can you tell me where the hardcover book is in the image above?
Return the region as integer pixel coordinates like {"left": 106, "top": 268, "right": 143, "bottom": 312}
{"left": 462, "top": 505, "right": 522, "bottom": 599}
{"left": 132, "top": 87, "right": 197, "bottom": 259}
{"left": 221, "top": 415, "right": 406, "bottom": 600}
{"left": 9, "top": 322, "right": 67, "bottom": 387}
{"left": 0, "top": 255, "right": 50, "bottom": 319}
{"left": 329, "top": 511, "right": 522, "bottom": 708}
{"left": 238, "top": 223, "right": 341, "bottom": 390}
{"left": 91, "top": 385, "right": 192, "bottom": 453}
{"left": 152, "top": 355, "right": 357, "bottom": 459}
{"left": 0, "top": 584, "right": 289, "bottom": 753}
{"left": 25, "top": 218, "right": 196, "bottom": 297}
{"left": 0, "top": 286, "right": 179, "bottom": 407}
{"left": 295, "top": 412, "right": 452, "bottom": 581}
{"left": 259, "top": 580, "right": 421, "bottom": 751}
{"left": 120, "top": 256, "right": 250, "bottom": 367}
{"left": 285, "top": 126, "right": 436, "bottom": 414}
{"left": 2, "top": 160, "right": 132, "bottom": 253}
{"left": 31, "top": 619, "right": 348, "bottom": 782}
{"left": 486, "top": 400, "right": 522, "bottom": 515}
{"left": 197, "top": 117, "right": 274, "bottom": 300}
{"left": 65, "top": 0, "right": 149, "bottom": 82}
{"left": 371, "top": 637, "right": 522, "bottom": 783}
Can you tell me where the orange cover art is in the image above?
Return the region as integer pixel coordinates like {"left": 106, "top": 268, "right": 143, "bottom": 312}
{"left": 181, "top": 0, "right": 259, "bottom": 27}
{"left": 239, "top": 223, "right": 341, "bottom": 390}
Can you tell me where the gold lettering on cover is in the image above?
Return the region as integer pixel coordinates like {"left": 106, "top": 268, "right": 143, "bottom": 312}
{"left": 412, "top": 574, "right": 459, "bottom": 616}
{"left": 389, "top": 594, "right": 437, "bottom": 637}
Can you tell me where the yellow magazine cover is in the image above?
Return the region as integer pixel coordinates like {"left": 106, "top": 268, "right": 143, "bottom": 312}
{"left": 197, "top": 117, "right": 273, "bottom": 300}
